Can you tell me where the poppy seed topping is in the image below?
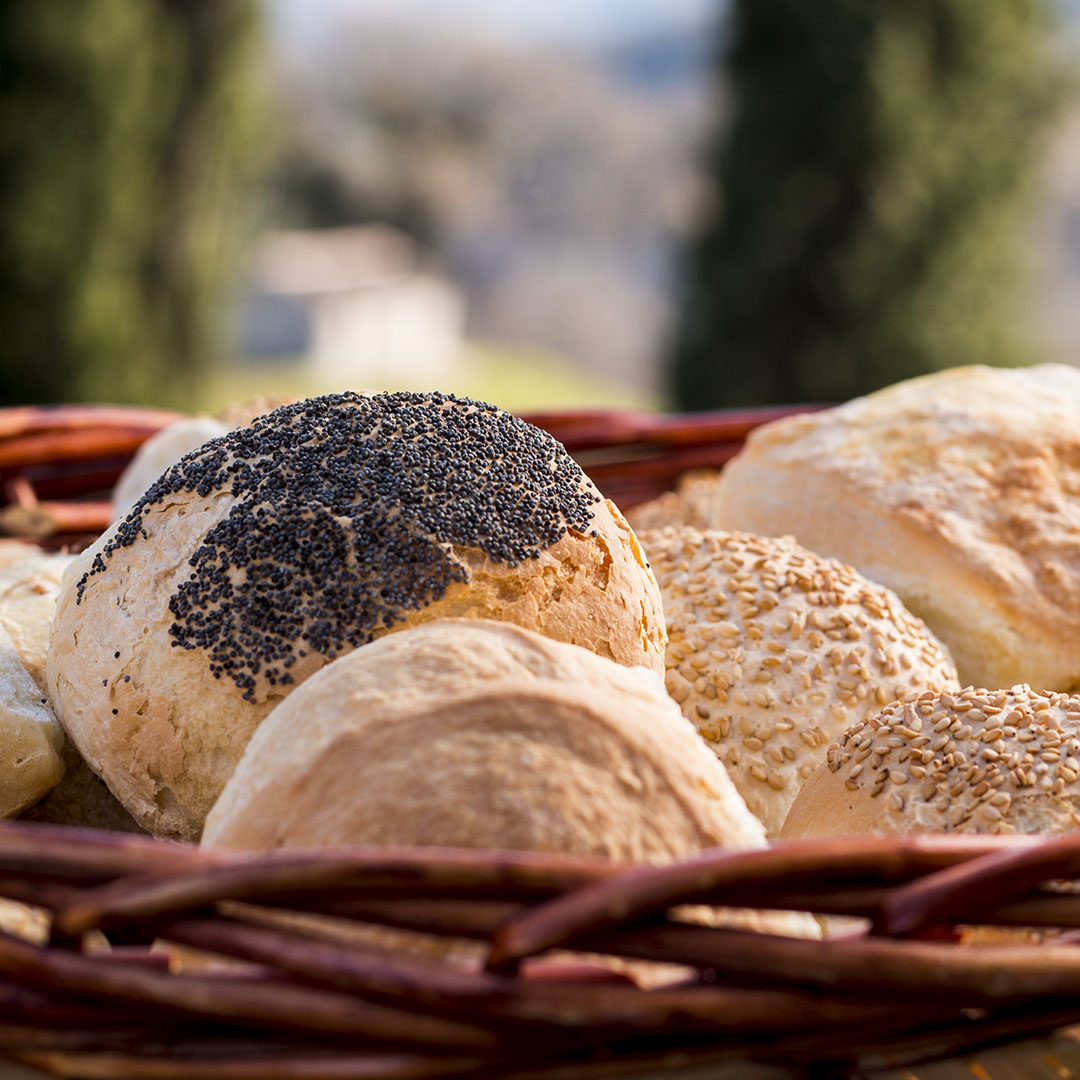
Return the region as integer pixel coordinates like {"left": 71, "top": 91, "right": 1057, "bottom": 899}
{"left": 76, "top": 391, "right": 599, "bottom": 701}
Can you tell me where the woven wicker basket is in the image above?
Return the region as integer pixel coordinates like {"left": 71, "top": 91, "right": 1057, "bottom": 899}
{"left": 0, "top": 402, "right": 1078, "bottom": 1080}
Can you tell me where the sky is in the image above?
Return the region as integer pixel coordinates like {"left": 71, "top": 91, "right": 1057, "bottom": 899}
{"left": 268, "top": 0, "right": 719, "bottom": 47}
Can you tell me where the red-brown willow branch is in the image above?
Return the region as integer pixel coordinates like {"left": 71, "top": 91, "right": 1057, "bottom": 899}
{"left": 10, "top": 1048, "right": 483, "bottom": 1080}
{"left": 0, "top": 929, "right": 497, "bottom": 1049}
{"left": 0, "top": 405, "right": 182, "bottom": 443}
{"left": 879, "top": 832, "right": 1080, "bottom": 937}
{"left": 487, "top": 835, "right": 1045, "bottom": 970}
{"left": 56, "top": 849, "right": 623, "bottom": 936}
{"left": 580, "top": 923, "right": 1080, "bottom": 1001}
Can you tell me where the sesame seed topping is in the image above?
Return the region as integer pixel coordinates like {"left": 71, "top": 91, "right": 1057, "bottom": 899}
{"left": 819, "top": 684, "right": 1080, "bottom": 834}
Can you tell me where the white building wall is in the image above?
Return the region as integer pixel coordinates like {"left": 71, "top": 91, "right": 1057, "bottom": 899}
{"left": 310, "top": 275, "right": 466, "bottom": 388}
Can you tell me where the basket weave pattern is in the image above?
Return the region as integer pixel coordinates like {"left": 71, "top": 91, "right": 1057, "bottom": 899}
{"left": 0, "top": 403, "right": 1075, "bottom": 1079}
{"left": 4, "top": 825, "right": 1080, "bottom": 1077}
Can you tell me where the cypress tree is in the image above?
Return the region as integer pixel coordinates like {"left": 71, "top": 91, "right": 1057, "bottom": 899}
{"left": 0, "top": 0, "right": 264, "bottom": 406}
{"left": 670, "top": 0, "right": 1063, "bottom": 409}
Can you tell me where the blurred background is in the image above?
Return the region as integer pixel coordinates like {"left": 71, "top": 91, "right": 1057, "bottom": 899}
{"left": 0, "top": 0, "right": 1075, "bottom": 414}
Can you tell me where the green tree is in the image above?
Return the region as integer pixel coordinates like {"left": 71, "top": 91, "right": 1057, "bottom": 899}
{"left": 670, "top": 0, "right": 1063, "bottom": 409}
{"left": 0, "top": 0, "right": 265, "bottom": 406}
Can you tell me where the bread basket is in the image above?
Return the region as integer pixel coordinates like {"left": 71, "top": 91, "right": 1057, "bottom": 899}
{"left": 1, "top": 402, "right": 1079, "bottom": 1080}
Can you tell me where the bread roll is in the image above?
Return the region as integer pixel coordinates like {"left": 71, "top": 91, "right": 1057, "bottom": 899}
{"left": 204, "top": 619, "right": 748, "bottom": 853}
{"left": 782, "top": 685, "right": 1080, "bottom": 838}
{"left": 0, "top": 624, "right": 64, "bottom": 817}
{"left": 639, "top": 528, "right": 959, "bottom": 835}
{"left": 48, "top": 392, "right": 666, "bottom": 839}
{"left": 0, "top": 550, "right": 73, "bottom": 691}
{"left": 0, "top": 550, "right": 141, "bottom": 832}
{"left": 709, "top": 364, "right": 1080, "bottom": 692}
{"left": 204, "top": 619, "right": 811, "bottom": 942}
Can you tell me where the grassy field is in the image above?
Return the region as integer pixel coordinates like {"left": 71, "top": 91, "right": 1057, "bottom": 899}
{"left": 193, "top": 343, "right": 661, "bottom": 418}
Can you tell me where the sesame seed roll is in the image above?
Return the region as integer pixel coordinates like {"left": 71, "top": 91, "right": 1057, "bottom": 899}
{"left": 47, "top": 392, "right": 665, "bottom": 839}
{"left": 639, "top": 528, "right": 959, "bottom": 836}
{"left": 782, "top": 686, "right": 1080, "bottom": 838}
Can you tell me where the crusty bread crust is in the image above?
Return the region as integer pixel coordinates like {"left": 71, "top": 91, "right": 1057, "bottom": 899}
{"left": 204, "top": 620, "right": 814, "bottom": 942}
{"left": 713, "top": 364, "right": 1080, "bottom": 692}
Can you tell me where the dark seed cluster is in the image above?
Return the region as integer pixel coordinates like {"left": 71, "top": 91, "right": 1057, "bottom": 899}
{"left": 77, "top": 392, "right": 598, "bottom": 701}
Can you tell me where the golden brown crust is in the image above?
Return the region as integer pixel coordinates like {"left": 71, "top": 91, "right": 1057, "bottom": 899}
{"left": 405, "top": 498, "right": 665, "bottom": 673}
{"left": 781, "top": 685, "right": 1080, "bottom": 839}
{"left": 639, "top": 527, "right": 958, "bottom": 835}
{"left": 712, "top": 364, "right": 1080, "bottom": 692}
{"left": 211, "top": 689, "right": 742, "bottom": 857}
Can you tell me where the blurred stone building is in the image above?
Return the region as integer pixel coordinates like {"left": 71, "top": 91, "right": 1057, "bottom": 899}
{"left": 234, "top": 225, "right": 466, "bottom": 386}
